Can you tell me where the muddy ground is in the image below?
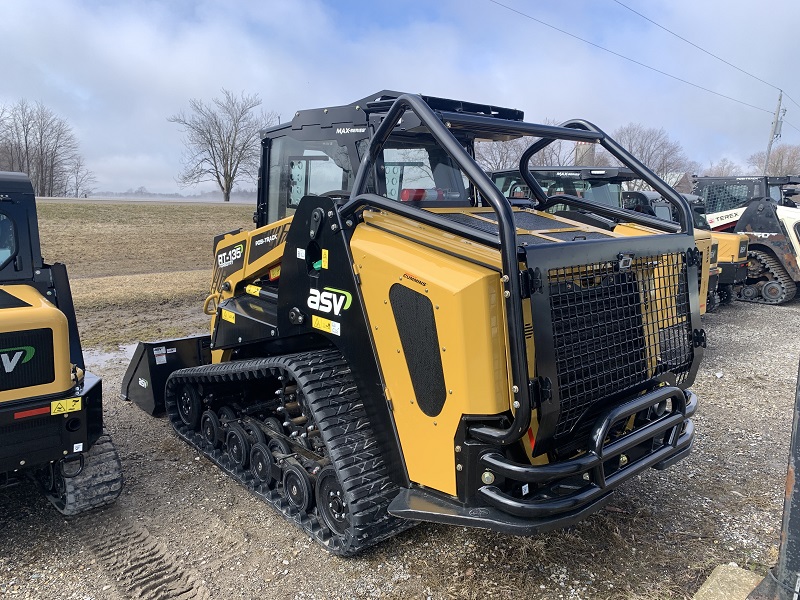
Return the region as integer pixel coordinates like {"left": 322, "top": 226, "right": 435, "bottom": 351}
{"left": 2, "top": 201, "right": 799, "bottom": 599}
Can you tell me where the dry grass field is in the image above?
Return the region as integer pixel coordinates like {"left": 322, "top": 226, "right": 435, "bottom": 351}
{"left": 37, "top": 199, "right": 255, "bottom": 347}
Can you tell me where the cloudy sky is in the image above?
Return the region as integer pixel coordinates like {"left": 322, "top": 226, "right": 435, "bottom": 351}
{"left": 3, "top": 0, "right": 799, "bottom": 194}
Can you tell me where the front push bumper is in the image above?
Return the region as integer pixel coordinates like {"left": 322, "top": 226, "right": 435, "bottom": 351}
{"left": 389, "top": 385, "right": 697, "bottom": 535}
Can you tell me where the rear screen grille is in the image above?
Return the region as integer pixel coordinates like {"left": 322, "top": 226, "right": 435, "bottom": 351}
{"left": 0, "top": 328, "right": 55, "bottom": 392}
{"left": 547, "top": 252, "right": 692, "bottom": 437}
{"left": 0, "top": 416, "right": 61, "bottom": 460}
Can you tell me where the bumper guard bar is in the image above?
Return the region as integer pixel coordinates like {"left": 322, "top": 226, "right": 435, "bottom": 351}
{"left": 477, "top": 386, "right": 697, "bottom": 518}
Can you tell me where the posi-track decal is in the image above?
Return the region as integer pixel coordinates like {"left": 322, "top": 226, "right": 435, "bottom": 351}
{"left": 248, "top": 223, "right": 290, "bottom": 264}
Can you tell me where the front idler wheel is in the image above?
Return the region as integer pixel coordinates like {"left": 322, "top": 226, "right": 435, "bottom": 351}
{"left": 315, "top": 465, "right": 350, "bottom": 537}
{"left": 177, "top": 384, "right": 202, "bottom": 430}
{"left": 226, "top": 423, "right": 251, "bottom": 469}
{"left": 282, "top": 462, "right": 314, "bottom": 513}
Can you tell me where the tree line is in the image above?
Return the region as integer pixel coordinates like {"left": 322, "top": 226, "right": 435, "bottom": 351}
{"left": 0, "top": 100, "right": 96, "bottom": 197}
{"left": 476, "top": 122, "right": 800, "bottom": 184}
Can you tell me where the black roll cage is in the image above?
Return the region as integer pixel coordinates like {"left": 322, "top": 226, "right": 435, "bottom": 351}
{"left": 338, "top": 94, "right": 695, "bottom": 446}
{"left": 518, "top": 123, "right": 691, "bottom": 234}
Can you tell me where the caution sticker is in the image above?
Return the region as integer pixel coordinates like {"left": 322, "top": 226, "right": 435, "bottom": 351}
{"left": 312, "top": 315, "right": 341, "bottom": 336}
{"left": 321, "top": 249, "right": 329, "bottom": 269}
{"left": 221, "top": 309, "right": 236, "bottom": 324}
{"left": 51, "top": 397, "right": 82, "bottom": 415}
{"left": 245, "top": 284, "right": 261, "bottom": 297}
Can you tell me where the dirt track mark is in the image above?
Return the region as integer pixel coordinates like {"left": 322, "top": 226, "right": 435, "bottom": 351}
{"left": 71, "top": 510, "right": 210, "bottom": 600}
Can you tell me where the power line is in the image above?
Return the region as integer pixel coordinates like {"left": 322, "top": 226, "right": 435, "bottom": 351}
{"left": 611, "top": 0, "right": 800, "bottom": 114}
{"left": 785, "top": 120, "right": 800, "bottom": 135}
{"left": 487, "top": 0, "right": 773, "bottom": 114}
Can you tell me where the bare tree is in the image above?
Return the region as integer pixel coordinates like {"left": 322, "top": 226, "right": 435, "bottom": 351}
{"left": 701, "top": 157, "right": 742, "bottom": 177}
{"left": 169, "top": 89, "right": 278, "bottom": 202}
{"left": 0, "top": 100, "right": 91, "bottom": 197}
{"left": 66, "top": 154, "right": 97, "bottom": 197}
{"left": 596, "top": 123, "right": 697, "bottom": 190}
{"left": 475, "top": 119, "right": 578, "bottom": 172}
{"left": 747, "top": 144, "right": 800, "bottom": 176}
{"left": 475, "top": 137, "right": 531, "bottom": 172}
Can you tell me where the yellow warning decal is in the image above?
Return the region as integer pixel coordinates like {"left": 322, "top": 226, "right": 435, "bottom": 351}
{"left": 245, "top": 284, "right": 261, "bottom": 297}
{"left": 321, "top": 249, "right": 329, "bottom": 270}
{"left": 269, "top": 265, "right": 281, "bottom": 280}
{"left": 221, "top": 309, "right": 236, "bottom": 324}
{"left": 311, "top": 315, "right": 341, "bottom": 336}
{"left": 51, "top": 397, "right": 82, "bottom": 415}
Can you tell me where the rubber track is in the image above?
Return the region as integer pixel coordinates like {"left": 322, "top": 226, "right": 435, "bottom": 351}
{"left": 47, "top": 433, "right": 124, "bottom": 516}
{"left": 742, "top": 250, "right": 797, "bottom": 304}
{"left": 164, "top": 349, "right": 413, "bottom": 556}
{"left": 73, "top": 515, "right": 210, "bottom": 600}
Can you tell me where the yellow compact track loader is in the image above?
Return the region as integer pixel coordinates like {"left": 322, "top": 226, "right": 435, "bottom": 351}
{"left": 122, "top": 92, "right": 703, "bottom": 555}
{"left": 0, "top": 172, "right": 122, "bottom": 514}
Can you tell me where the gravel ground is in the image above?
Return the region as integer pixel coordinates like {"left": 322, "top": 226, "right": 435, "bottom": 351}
{"left": 2, "top": 299, "right": 798, "bottom": 600}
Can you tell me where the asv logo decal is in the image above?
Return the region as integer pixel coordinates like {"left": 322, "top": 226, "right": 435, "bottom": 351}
{"left": 307, "top": 288, "right": 352, "bottom": 316}
{"left": 0, "top": 345, "right": 35, "bottom": 374}
{"left": 217, "top": 244, "right": 244, "bottom": 268}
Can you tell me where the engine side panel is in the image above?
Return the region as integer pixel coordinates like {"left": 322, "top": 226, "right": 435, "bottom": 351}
{"left": 351, "top": 221, "right": 510, "bottom": 496}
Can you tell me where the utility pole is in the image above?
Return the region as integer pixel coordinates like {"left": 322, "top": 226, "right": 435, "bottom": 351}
{"left": 763, "top": 91, "right": 785, "bottom": 177}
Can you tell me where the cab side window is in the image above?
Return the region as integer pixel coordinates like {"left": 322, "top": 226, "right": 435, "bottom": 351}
{"left": 0, "top": 214, "right": 16, "bottom": 269}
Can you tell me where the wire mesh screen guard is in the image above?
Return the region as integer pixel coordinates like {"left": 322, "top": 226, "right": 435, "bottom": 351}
{"left": 546, "top": 252, "right": 692, "bottom": 437}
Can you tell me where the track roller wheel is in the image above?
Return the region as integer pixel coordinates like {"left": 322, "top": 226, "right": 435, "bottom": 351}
{"left": 762, "top": 280, "right": 784, "bottom": 302}
{"left": 218, "top": 406, "right": 237, "bottom": 423}
{"left": 282, "top": 462, "right": 314, "bottom": 513}
{"left": 176, "top": 384, "right": 202, "bottom": 430}
{"left": 263, "top": 417, "right": 283, "bottom": 434}
{"left": 242, "top": 420, "right": 267, "bottom": 444}
{"left": 201, "top": 410, "right": 222, "bottom": 449}
{"left": 226, "top": 423, "right": 251, "bottom": 469}
{"left": 267, "top": 436, "right": 292, "bottom": 456}
{"left": 250, "top": 442, "right": 275, "bottom": 486}
{"left": 315, "top": 465, "right": 350, "bottom": 537}
{"left": 718, "top": 284, "right": 733, "bottom": 305}
{"left": 741, "top": 285, "right": 759, "bottom": 301}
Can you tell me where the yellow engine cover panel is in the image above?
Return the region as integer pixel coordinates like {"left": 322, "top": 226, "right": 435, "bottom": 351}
{"left": 0, "top": 285, "right": 72, "bottom": 403}
{"left": 614, "top": 223, "right": 713, "bottom": 314}
{"left": 711, "top": 230, "right": 749, "bottom": 263}
{"left": 351, "top": 225, "right": 510, "bottom": 496}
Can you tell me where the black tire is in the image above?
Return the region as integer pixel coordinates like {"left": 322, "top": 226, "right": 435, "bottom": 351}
{"left": 719, "top": 284, "right": 733, "bottom": 305}
{"left": 262, "top": 416, "right": 283, "bottom": 434}
{"left": 242, "top": 419, "right": 267, "bottom": 444}
{"left": 250, "top": 442, "right": 275, "bottom": 486}
{"left": 176, "top": 384, "right": 202, "bottom": 430}
{"left": 226, "top": 423, "right": 251, "bottom": 469}
{"left": 201, "top": 410, "right": 222, "bottom": 449}
{"left": 218, "top": 406, "right": 237, "bottom": 423}
{"left": 315, "top": 465, "right": 350, "bottom": 537}
{"left": 282, "top": 462, "right": 314, "bottom": 513}
{"left": 267, "top": 436, "right": 292, "bottom": 456}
